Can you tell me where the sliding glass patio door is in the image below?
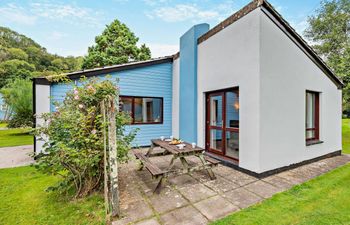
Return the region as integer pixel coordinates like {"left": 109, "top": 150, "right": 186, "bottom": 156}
{"left": 206, "top": 89, "right": 239, "bottom": 160}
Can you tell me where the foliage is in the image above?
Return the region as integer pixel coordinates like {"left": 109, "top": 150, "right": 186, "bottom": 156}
{"left": 0, "top": 26, "right": 82, "bottom": 88}
{"left": 342, "top": 118, "right": 350, "bottom": 154}
{"left": 82, "top": 19, "right": 151, "bottom": 69}
{"left": 0, "top": 127, "right": 33, "bottom": 148}
{"left": 304, "top": 0, "right": 350, "bottom": 114}
{"left": 0, "top": 60, "right": 35, "bottom": 88}
{"left": 212, "top": 163, "right": 350, "bottom": 225}
{"left": 0, "top": 166, "right": 105, "bottom": 225}
{"left": 34, "top": 78, "right": 137, "bottom": 198}
{"left": 0, "top": 79, "right": 32, "bottom": 128}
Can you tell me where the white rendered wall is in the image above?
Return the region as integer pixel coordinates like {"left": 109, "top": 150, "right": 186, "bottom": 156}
{"left": 172, "top": 58, "right": 180, "bottom": 138}
{"left": 35, "top": 84, "right": 50, "bottom": 154}
{"left": 258, "top": 11, "right": 342, "bottom": 172}
{"left": 197, "top": 9, "right": 261, "bottom": 172}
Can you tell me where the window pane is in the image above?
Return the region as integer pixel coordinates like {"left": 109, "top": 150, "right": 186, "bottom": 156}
{"left": 306, "top": 92, "right": 315, "bottom": 129}
{"left": 210, "top": 95, "right": 223, "bottom": 127}
{"left": 210, "top": 129, "right": 223, "bottom": 151}
{"left": 120, "top": 97, "right": 132, "bottom": 115}
{"left": 225, "top": 131, "right": 239, "bottom": 158}
{"left": 134, "top": 98, "right": 162, "bottom": 123}
{"left": 306, "top": 130, "right": 315, "bottom": 140}
{"left": 226, "top": 91, "right": 239, "bottom": 128}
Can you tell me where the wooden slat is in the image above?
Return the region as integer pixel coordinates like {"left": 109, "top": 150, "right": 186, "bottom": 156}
{"left": 151, "top": 139, "right": 205, "bottom": 155}
{"left": 204, "top": 156, "right": 220, "bottom": 165}
{"left": 134, "top": 152, "right": 165, "bottom": 176}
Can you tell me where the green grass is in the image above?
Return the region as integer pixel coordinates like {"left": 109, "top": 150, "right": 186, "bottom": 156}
{"left": 212, "top": 164, "right": 350, "bottom": 225}
{"left": 0, "top": 123, "right": 7, "bottom": 128}
{"left": 0, "top": 127, "right": 33, "bottom": 148}
{"left": 0, "top": 166, "right": 105, "bottom": 225}
{"left": 342, "top": 119, "right": 350, "bottom": 154}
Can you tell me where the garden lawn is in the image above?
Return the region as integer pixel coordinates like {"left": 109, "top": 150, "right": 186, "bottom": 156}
{"left": 212, "top": 163, "right": 350, "bottom": 225}
{"left": 0, "top": 127, "right": 33, "bottom": 148}
{"left": 0, "top": 166, "right": 105, "bottom": 225}
{"left": 342, "top": 119, "right": 350, "bottom": 154}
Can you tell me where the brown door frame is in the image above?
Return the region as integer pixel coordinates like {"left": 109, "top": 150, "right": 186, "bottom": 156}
{"left": 206, "top": 88, "right": 239, "bottom": 161}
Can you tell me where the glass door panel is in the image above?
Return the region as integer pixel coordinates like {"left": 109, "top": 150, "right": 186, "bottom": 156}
{"left": 225, "top": 131, "right": 239, "bottom": 159}
{"left": 206, "top": 89, "right": 239, "bottom": 160}
{"left": 210, "top": 95, "right": 223, "bottom": 127}
{"left": 210, "top": 129, "right": 223, "bottom": 152}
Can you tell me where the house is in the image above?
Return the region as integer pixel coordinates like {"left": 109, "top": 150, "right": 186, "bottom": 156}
{"left": 33, "top": 0, "right": 343, "bottom": 177}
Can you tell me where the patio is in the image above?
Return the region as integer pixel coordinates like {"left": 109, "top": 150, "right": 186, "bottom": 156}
{"left": 113, "top": 149, "right": 350, "bottom": 225}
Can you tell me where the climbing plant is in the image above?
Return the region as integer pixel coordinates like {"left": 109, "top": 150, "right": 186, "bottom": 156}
{"left": 34, "top": 77, "right": 137, "bottom": 200}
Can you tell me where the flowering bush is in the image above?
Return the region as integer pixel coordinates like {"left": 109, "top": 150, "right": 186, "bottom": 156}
{"left": 34, "top": 77, "right": 137, "bottom": 198}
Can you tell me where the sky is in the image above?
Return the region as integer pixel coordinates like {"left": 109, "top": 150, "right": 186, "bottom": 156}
{"left": 0, "top": 0, "right": 322, "bottom": 58}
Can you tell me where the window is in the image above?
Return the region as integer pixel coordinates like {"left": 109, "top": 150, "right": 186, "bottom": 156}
{"left": 306, "top": 91, "right": 319, "bottom": 142}
{"left": 120, "top": 96, "right": 163, "bottom": 124}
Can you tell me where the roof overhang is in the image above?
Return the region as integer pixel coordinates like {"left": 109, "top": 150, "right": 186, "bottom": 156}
{"left": 33, "top": 56, "right": 174, "bottom": 84}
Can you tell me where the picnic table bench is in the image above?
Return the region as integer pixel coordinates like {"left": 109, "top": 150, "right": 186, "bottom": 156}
{"left": 134, "top": 139, "right": 219, "bottom": 194}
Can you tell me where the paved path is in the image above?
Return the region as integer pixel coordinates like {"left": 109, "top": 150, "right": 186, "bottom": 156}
{"left": 113, "top": 151, "right": 350, "bottom": 225}
{"left": 0, "top": 145, "right": 34, "bottom": 169}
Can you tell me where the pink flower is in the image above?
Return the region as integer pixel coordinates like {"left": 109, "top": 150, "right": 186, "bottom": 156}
{"left": 73, "top": 89, "right": 79, "bottom": 95}
{"left": 91, "top": 129, "right": 97, "bottom": 135}
{"left": 74, "top": 95, "right": 79, "bottom": 100}
{"left": 78, "top": 104, "right": 84, "bottom": 109}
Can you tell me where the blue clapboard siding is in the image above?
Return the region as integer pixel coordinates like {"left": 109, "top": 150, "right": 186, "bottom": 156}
{"left": 50, "top": 62, "right": 173, "bottom": 147}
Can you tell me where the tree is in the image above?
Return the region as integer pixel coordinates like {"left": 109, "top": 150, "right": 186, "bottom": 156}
{"left": 0, "top": 78, "right": 32, "bottom": 127}
{"left": 7, "top": 48, "right": 28, "bottom": 61}
{"left": 82, "top": 19, "right": 151, "bottom": 69}
{"left": 0, "top": 59, "right": 35, "bottom": 88}
{"left": 304, "top": 0, "right": 350, "bottom": 115}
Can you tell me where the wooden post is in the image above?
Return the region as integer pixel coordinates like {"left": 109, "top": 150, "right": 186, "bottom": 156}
{"left": 107, "top": 96, "right": 120, "bottom": 217}
{"left": 100, "top": 101, "right": 110, "bottom": 219}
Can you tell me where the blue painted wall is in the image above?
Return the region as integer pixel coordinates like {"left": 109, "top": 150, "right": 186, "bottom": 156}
{"left": 179, "top": 24, "right": 209, "bottom": 143}
{"left": 50, "top": 62, "right": 173, "bottom": 146}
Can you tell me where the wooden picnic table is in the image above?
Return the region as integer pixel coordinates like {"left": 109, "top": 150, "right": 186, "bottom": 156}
{"left": 134, "top": 139, "right": 219, "bottom": 194}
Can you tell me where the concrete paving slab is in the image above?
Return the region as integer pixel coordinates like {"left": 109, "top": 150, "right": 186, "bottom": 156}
{"left": 134, "top": 218, "right": 160, "bottom": 225}
{"left": 203, "top": 177, "right": 239, "bottom": 194}
{"left": 223, "top": 172, "right": 258, "bottom": 187}
{"left": 0, "top": 145, "right": 34, "bottom": 169}
{"left": 119, "top": 200, "right": 154, "bottom": 224}
{"left": 160, "top": 205, "right": 208, "bottom": 225}
{"left": 262, "top": 175, "right": 294, "bottom": 191}
{"left": 169, "top": 174, "right": 197, "bottom": 187}
{"left": 148, "top": 187, "right": 188, "bottom": 213}
{"left": 244, "top": 180, "right": 281, "bottom": 198}
{"left": 194, "top": 195, "right": 239, "bottom": 221}
{"left": 223, "top": 187, "right": 262, "bottom": 209}
{"left": 177, "top": 183, "right": 217, "bottom": 203}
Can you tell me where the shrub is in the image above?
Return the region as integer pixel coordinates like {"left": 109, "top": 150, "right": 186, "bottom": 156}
{"left": 34, "top": 77, "right": 137, "bottom": 198}
{"left": 0, "top": 78, "right": 32, "bottom": 127}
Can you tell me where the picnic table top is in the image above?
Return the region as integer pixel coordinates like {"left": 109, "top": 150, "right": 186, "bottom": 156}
{"left": 151, "top": 139, "right": 205, "bottom": 155}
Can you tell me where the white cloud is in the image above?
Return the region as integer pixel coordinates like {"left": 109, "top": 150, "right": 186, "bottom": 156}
{"left": 290, "top": 19, "right": 308, "bottom": 36}
{"left": 146, "top": 1, "right": 237, "bottom": 23}
{"left": 147, "top": 43, "right": 179, "bottom": 57}
{"left": 0, "top": 4, "right": 37, "bottom": 25}
{"left": 30, "top": 2, "right": 103, "bottom": 27}
{"left": 143, "top": 0, "right": 170, "bottom": 6}
{"left": 48, "top": 31, "right": 68, "bottom": 41}
{"left": 147, "top": 4, "right": 220, "bottom": 22}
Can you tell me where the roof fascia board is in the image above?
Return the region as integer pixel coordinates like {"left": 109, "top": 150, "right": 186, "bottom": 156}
{"left": 33, "top": 57, "right": 173, "bottom": 84}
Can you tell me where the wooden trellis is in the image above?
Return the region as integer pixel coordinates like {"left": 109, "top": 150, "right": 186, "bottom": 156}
{"left": 101, "top": 96, "right": 120, "bottom": 221}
